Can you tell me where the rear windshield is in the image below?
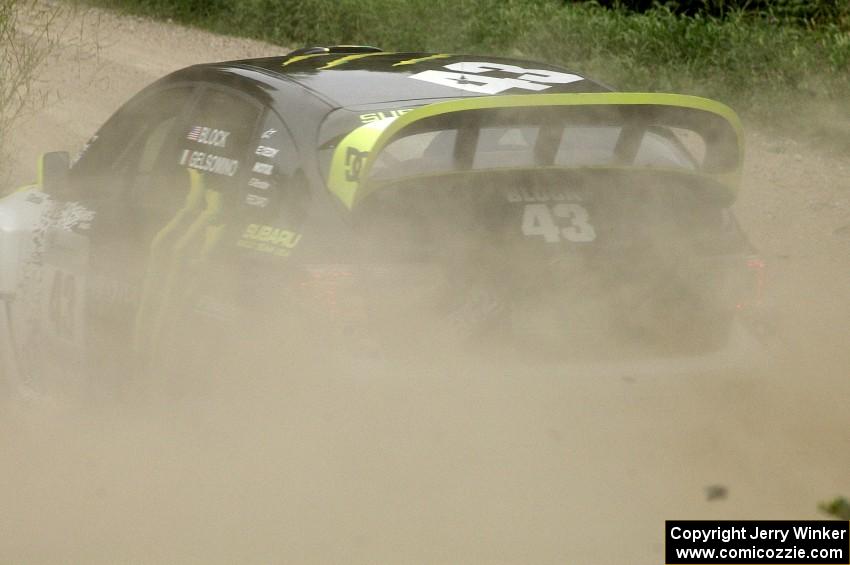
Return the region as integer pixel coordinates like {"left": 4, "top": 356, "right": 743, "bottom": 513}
{"left": 368, "top": 125, "right": 695, "bottom": 180}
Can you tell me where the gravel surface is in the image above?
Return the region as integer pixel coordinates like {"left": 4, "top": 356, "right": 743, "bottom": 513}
{"left": 2, "top": 4, "right": 848, "bottom": 564}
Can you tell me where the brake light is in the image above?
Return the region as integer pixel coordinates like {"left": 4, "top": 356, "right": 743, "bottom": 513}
{"left": 736, "top": 256, "right": 765, "bottom": 310}
{"left": 298, "top": 265, "right": 364, "bottom": 322}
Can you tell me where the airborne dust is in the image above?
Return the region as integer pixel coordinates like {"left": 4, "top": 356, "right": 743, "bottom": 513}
{"left": 1, "top": 6, "right": 849, "bottom": 565}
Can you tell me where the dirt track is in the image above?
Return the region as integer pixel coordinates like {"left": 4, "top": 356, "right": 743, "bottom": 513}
{"left": 2, "top": 5, "right": 849, "bottom": 564}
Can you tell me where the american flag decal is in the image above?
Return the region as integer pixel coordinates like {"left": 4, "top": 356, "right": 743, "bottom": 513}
{"left": 187, "top": 126, "right": 202, "bottom": 142}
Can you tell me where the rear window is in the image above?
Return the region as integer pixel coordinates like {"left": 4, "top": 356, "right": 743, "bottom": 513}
{"left": 366, "top": 124, "right": 696, "bottom": 181}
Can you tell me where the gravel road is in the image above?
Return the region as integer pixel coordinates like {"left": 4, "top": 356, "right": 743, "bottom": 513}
{"left": 2, "top": 5, "right": 848, "bottom": 564}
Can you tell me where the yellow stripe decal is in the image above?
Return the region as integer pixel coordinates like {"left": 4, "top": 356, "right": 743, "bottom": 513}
{"left": 133, "top": 168, "right": 206, "bottom": 354}
{"left": 281, "top": 53, "right": 328, "bottom": 67}
{"left": 393, "top": 53, "right": 451, "bottom": 66}
{"left": 148, "top": 187, "right": 223, "bottom": 359}
{"left": 319, "top": 51, "right": 393, "bottom": 69}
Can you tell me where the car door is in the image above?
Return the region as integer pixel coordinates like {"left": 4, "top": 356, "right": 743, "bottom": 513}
{"left": 232, "top": 108, "right": 310, "bottom": 263}
{"left": 126, "top": 85, "right": 266, "bottom": 373}
{"left": 8, "top": 85, "right": 198, "bottom": 392}
{"left": 173, "top": 106, "right": 314, "bottom": 372}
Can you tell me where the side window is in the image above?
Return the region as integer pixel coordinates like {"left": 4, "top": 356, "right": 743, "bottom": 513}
{"left": 240, "top": 111, "right": 309, "bottom": 229}
{"left": 70, "top": 86, "right": 195, "bottom": 199}
{"left": 132, "top": 87, "right": 262, "bottom": 224}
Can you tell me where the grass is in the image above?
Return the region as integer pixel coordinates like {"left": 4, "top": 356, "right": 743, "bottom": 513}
{"left": 83, "top": 0, "right": 850, "bottom": 147}
{"left": 820, "top": 496, "right": 850, "bottom": 520}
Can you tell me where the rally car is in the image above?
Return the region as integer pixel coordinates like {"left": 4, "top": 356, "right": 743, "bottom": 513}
{"left": 0, "top": 46, "right": 764, "bottom": 395}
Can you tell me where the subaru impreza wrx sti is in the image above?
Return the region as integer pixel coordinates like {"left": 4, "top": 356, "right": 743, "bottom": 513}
{"left": 0, "top": 46, "right": 765, "bottom": 394}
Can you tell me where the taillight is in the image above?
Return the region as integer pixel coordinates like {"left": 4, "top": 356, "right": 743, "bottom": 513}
{"left": 296, "top": 265, "right": 384, "bottom": 356}
{"left": 297, "top": 265, "right": 366, "bottom": 323}
{"left": 736, "top": 256, "right": 765, "bottom": 310}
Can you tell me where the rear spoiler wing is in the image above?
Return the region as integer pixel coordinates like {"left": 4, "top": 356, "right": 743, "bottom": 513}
{"left": 327, "top": 93, "right": 744, "bottom": 208}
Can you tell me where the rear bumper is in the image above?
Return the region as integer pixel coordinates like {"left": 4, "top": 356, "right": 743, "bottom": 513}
{"left": 499, "top": 320, "right": 768, "bottom": 379}
{"left": 335, "top": 319, "right": 769, "bottom": 381}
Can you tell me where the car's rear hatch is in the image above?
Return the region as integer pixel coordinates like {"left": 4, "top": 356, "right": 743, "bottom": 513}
{"left": 316, "top": 94, "right": 756, "bottom": 357}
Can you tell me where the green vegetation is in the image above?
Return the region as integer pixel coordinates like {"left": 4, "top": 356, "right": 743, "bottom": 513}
{"left": 0, "top": 0, "right": 41, "bottom": 165}
{"left": 1, "top": 0, "right": 68, "bottom": 180}
{"left": 820, "top": 496, "right": 850, "bottom": 520}
{"left": 588, "top": 0, "right": 849, "bottom": 25}
{"left": 86, "top": 0, "right": 850, "bottom": 146}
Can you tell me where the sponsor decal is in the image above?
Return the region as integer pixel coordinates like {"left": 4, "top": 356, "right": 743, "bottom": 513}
{"left": 248, "top": 177, "right": 270, "bottom": 190}
{"left": 241, "top": 224, "right": 301, "bottom": 247}
{"left": 237, "top": 223, "right": 301, "bottom": 257}
{"left": 359, "top": 108, "right": 413, "bottom": 124}
{"left": 71, "top": 135, "right": 98, "bottom": 166}
{"left": 245, "top": 194, "right": 270, "bottom": 207}
{"left": 187, "top": 126, "right": 230, "bottom": 148}
{"left": 521, "top": 203, "right": 596, "bottom": 243}
{"left": 392, "top": 53, "right": 451, "bottom": 67}
{"left": 411, "top": 61, "right": 582, "bottom": 95}
{"left": 345, "top": 147, "right": 369, "bottom": 182}
{"left": 54, "top": 201, "right": 96, "bottom": 232}
{"left": 252, "top": 162, "right": 274, "bottom": 176}
{"left": 255, "top": 145, "right": 279, "bottom": 158}
{"left": 179, "top": 149, "right": 239, "bottom": 176}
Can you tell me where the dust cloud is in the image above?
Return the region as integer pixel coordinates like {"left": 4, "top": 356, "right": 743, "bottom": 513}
{"left": 1, "top": 5, "right": 849, "bottom": 565}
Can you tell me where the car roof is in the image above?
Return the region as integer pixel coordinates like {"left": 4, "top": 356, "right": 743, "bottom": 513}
{"left": 223, "top": 50, "right": 612, "bottom": 108}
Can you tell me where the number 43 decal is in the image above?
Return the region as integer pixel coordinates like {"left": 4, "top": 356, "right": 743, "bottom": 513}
{"left": 522, "top": 203, "right": 597, "bottom": 243}
{"left": 411, "top": 62, "right": 583, "bottom": 95}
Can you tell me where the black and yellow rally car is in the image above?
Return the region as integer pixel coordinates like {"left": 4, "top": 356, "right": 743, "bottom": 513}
{"left": 0, "top": 46, "right": 764, "bottom": 394}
